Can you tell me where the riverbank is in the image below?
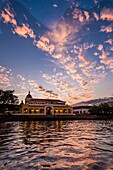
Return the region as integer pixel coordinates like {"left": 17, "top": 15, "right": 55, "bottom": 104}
{"left": 0, "top": 114, "right": 113, "bottom": 122}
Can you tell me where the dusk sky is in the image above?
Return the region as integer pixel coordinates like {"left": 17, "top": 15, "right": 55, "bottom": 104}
{"left": 0, "top": 0, "right": 113, "bottom": 104}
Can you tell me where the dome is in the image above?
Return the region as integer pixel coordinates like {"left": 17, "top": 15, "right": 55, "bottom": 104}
{"left": 25, "top": 91, "right": 32, "bottom": 99}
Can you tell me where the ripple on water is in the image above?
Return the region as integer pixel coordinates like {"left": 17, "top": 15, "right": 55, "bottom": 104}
{"left": 0, "top": 121, "right": 113, "bottom": 169}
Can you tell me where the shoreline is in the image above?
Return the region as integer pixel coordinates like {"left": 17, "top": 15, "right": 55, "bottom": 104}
{"left": 0, "top": 114, "right": 113, "bottom": 122}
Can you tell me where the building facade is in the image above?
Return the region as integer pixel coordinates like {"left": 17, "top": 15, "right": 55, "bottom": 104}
{"left": 22, "top": 92, "right": 73, "bottom": 115}
{"left": 73, "top": 106, "right": 91, "bottom": 115}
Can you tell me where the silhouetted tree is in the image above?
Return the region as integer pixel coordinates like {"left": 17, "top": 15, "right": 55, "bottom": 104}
{"left": 0, "top": 90, "right": 19, "bottom": 113}
{"left": 89, "top": 105, "right": 99, "bottom": 115}
{"left": 110, "top": 106, "right": 113, "bottom": 115}
{"left": 99, "top": 103, "right": 110, "bottom": 115}
{"left": 90, "top": 103, "right": 112, "bottom": 116}
{"left": 0, "top": 90, "right": 19, "bottom": 104}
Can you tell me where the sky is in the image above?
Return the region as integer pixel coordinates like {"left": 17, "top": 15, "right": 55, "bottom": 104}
{"left": 0, "top": 0, "right": 113, "bottom": 104}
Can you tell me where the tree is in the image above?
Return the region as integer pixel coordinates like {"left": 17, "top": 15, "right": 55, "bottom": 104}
{"left": 0, "top": 90, "right": 19, "bottom": 104}
{"left": 90, "top": 103, "right": 111, "bottom": 116}
{"left": 110, "top": 106, "right": 113, "bottom": 115}
{"left": 99, "top": 103, "right": 110, "bottom": 115}
{"left": 0, "top": 90, "right": 19, "bottom": 113}
{"left": 89, "top": 105, "right": 99, "bottom": 115}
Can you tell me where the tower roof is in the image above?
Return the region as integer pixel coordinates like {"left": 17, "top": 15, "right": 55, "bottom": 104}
{"left": 26, "top": 91, "right": 32, "bottom": 99}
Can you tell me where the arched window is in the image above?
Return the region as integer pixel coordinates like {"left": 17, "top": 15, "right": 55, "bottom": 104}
{"left": 63, "top": 109, "right": 66, "bottom": 113}
{"left": 46, "top": 107, "right": 52, "bottom": 115}
{"left": 40, "top": 109, "right": 44, "bottom": 113}
{"left": 35, "top": 109, "right": 39, "bottom": 113}
{"left": 24, "top": 108, "right": 28, "bottom": 113}
{"left": 29, "top": 109, "right": 34, "bottom": 113}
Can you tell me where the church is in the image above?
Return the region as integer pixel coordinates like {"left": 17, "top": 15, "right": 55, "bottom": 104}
{"left": 22, "top": 92, "right": 73, "bottom": 115}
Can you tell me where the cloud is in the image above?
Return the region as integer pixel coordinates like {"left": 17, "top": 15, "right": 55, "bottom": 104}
{"left": 99, "top": 50, "right": 107, "bottom": 60}
{"left": 0, "top": 74, "right": 11, "bottom": 87}
{"left": 0, "top": 66, "right": 13, "bottom": 88}
{"left": 110, "top": 47, "right": 113, "bottom": 51}
{"left": 83, "top": 42, "right": 94, "bottom": 50}
{"left": 101, "top": 8, "right": 113, "bottom": 21}
{"left": 53, "top": 4, "right": 58, "bottom": 8}
{"left": 17, "top": 74, "right": 25, "bottom": 81}
{"left": 0, "top": 65, "right": 61, "bottom": 101}
{"left": 16, "top": 83, "right": 26, "bottom": 90}
{"left": 52, "top": 53, "right": 78, "bottom": 75}
{"left": 35, "top": 36, "right": 55, "bottom": 54}
{"left": 96, "top": 65, "right": 105, "bottom": 71}
{"left": 99, "top": 50, "right": 113, "bottom": 73}
{"left": 105, "top": 39, "right": 113, "bottom": 45}
{"left": 2, "top": 2, "right": 112, "bottom": 104}
{"left": 46, "top": 20, "right": 76, "bottom": 52}
{"left": 35, "top": 22, "right": 82, "bottom": 86}
{"left": 78, "top": 48, "right": 89, "bottom": 67}
{"left": 1, "top": 6, "right": 36, "bottom": 40}
{"left": 37, "top": 25, "right": 106, "bottom": 92}
{"left": 14, "top": 24, "right": 36, "bottom": 39}
{"left": 28, "top": 79, "right": 59, "bottom": 99}
{"left": 94, "top": 52, "right": 99, "bottom": 56}
{"left": 72, "top": 8, "right": 85, "bottom": 22}
{"left": 41, "top": 71, "right": 94, "bottom": 104}
{"left": 84, "top": 11, "right": 90, "bottom": 21}
{"left": 94, "top": 0, "right": 98, "bottom": 4}
{"left": 100, "top": 25, "right": 112, "bottom": 33}
{"left": 0, "top": 65, "right": 28, "bottom": 94}
{"left": 98, "top": 44, "right": 103, "bottom": 51}
{"left": 42, "top": 72, "right": 76, "bottom": 94}
{"left": 0, "top": 66, "right": 6, "bottom": 73}
{"left": 93, "top": 12, "right": 99, "bottom": 21}
{"left": 1, "top": 6, "right": 17, "bottom": 26}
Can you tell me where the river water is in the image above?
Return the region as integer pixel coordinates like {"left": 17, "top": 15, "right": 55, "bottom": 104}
{"left": 0, "top": 120, "right": 113, "bottom": 170}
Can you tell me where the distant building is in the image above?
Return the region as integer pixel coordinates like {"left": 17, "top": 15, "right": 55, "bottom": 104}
{"left": 73, "top": 105, "right": 91, "bottom": 115}
{"left": 22, "top": 91, "right": 73, "bottom": 115}
{"left": 73, "top": 101, "right": 113, "bottom": 115}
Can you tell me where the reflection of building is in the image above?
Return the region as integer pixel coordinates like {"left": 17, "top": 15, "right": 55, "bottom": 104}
{"left": 73, "top": 106, "right": 91, "bottom": 115}
{"left": 22, "top": 92, "right": 73, "bottom": 115}
{"left": 22, "top": 121, "right": 63, "bottom": 145}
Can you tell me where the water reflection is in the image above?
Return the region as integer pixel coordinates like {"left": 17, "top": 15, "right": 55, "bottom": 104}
{"left": 0, "top": 120, "right": 113, "bottom": 169}
{"left": 22, "top": 121, "right": 63, "bottom": 145}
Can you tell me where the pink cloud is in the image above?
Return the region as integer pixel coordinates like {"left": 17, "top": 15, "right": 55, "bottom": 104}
{"left": 93, "top": 12, "right": 99, "bottom": 21}
{"left": 72, "top": 8, "right": 85, "bottom": 22}
{"left": 1, "top": 7, "right": 17, "bottom": 26}
{"left": 17, "top": 74, "right": 25, "bottom": 81}
{"left": 100, "top": 25, "right": 112, "bottom": 33}
{"left": 84, "top": 11, "right": 90, "bottom": 20}
{"left": 97, "top": 44, "right": 103, "bottom": 51}
{"left": 53, "top": 4, "right": 58, "bottom": 8}
{"left": 78, "top": 49, "right": 89, "bottom": 67}
{"left": 28, "top": 79, "right": 59, "bottom": 99}
{"left": 105, "top": 39, "right": 113, "bottom": 45}
{"left": 99, "top": 50, "right": 113, "bottom": 73}
{"left": 1, "top": 6, "right": 36, "bottom": 40}
{"left": 41, "top": 71, "right": 94, "bottom": 104}
{"left": 35, "top": 36, "right": 55, "bottom": 54}
{"left": 0, "top": 66, "right": 6, "bottom": 73}
{"left": 101, "top": 8, "right": 113, "bottom": 21}
{"left": 0, "top": 74, "right": 11, "bottom": 87}
{"left": 14, "top": 24, "right": 36, "bottom": 39}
